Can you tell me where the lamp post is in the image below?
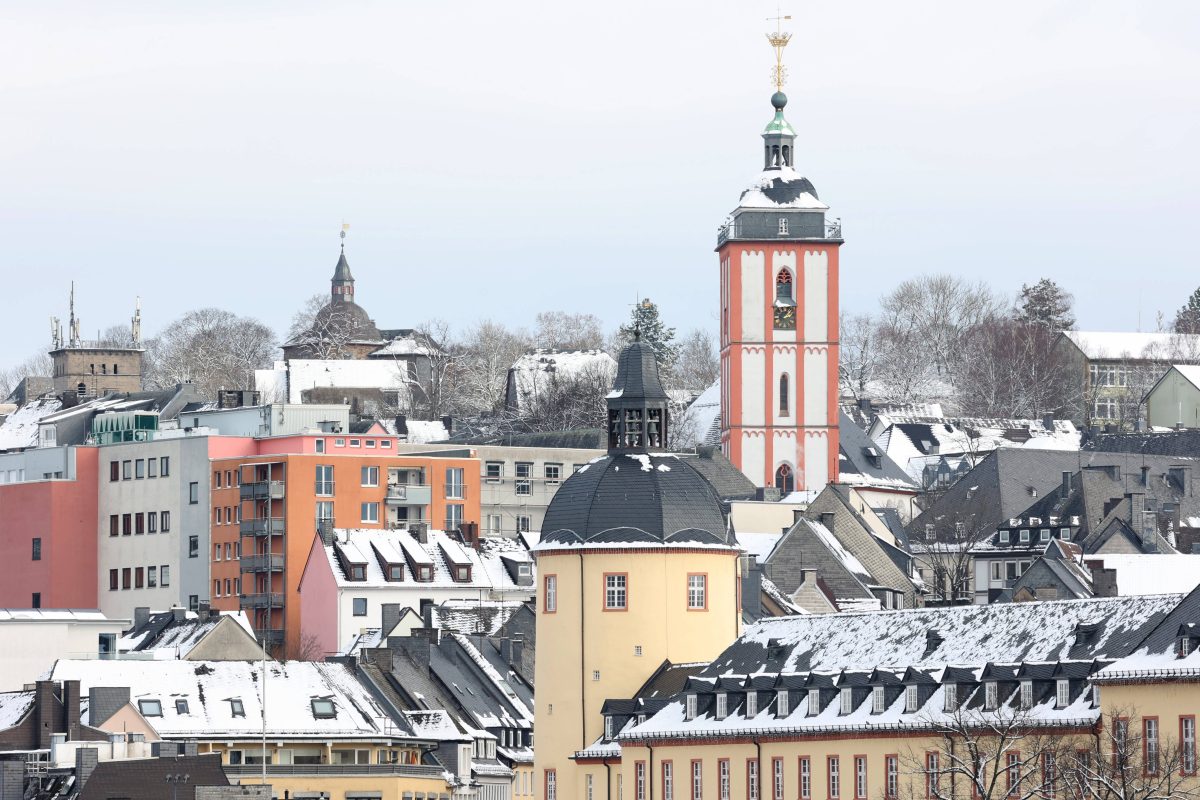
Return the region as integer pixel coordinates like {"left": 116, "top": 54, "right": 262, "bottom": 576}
{"left": 165, "top": 772, "right": 189, "bottom": 800}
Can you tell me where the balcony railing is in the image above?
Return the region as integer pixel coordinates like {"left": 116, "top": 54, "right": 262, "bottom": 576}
{"left": 240, "top": 518, "right": 285, "bottom": 536}
{"left": 240, "top": 554, "right": 284, "bottom": 573}
{"left": 385, "top": 483, "right": 433, "bottom": 505}
{"left": 223, "top": 763, "right": 445, "bottom": 779}
{"left": 717, "top": 216, "right": 843, "bottom": 246}
{"left": 239, "top": 480, "right": 285, "bottom": 501}
{"left": 240, "top": 592, "right": 285, "bottom": 610}
{"left": 256, "top": 628, "right": 285, "bottom": 646}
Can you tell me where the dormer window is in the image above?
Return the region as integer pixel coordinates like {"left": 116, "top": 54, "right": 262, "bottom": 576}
{"left": 954, "top": 522, "right": 966, "bottom": 539}
{"left": 807, "top": 689, "right": 819, "bottom": 716}
{"left": 311, "top": 698, "right": 336, "bottom": 719}
{"left": 872, "top": 686, "right": 885, "bottom": 713}
{"left": 604, "top": 716, "right": 615, "bottom": 740}
{"left": 716, "top": 693, "right": 728, "bottom": 720}
{"left": 1060, "top": 528, "right": 1072, "bottom": 540}
{"left": 416, "top": 565, "right": 433, "bottom": 582}
{"left": 388, "top": 565, "right": 403, "bottom": 581}
{"left": 1055, "top": 680, "right": 1069, "bottom": 708}
{"left": 777, "top": 690, "right": 790, "bottom": 717}
{"left": 1179, "top": 636, "right": 1196, "bottom": 658}
{"left": 746, "top": 692, "right": 758, "bottom": 718}
{"left": 943, "top": 684, "right": 956, "bottom": 712}
{"left": 175, "top": 699, "right": 189, "bottom": 715}
{"left": 999, "top": 530, "right": 1010, "bottom": 544}
{"left": 840, "top": 688, "right": 853, "bottom": 715}
{"left": 1040, "top": 529, "right": 1051, "bottom": 542}
{"left": 685, "top": 694, "right": 697, "bottom": 721}
{"left": 985, "top": 682, "right": 998, "bottom": 710}
{"left": 1019, "top": 529, "right": 1030, "bottom": 543}
{"left": 1020, "top": 681, "right": 1033, "bottom": 709}
{"left": 230, "top": 698, "right": 245, "bottom": 718}
{"left": 904, "top": 684, "right": 918, "bottom": 713}
{"left": 454, "top": 565, "right": 471, "bottom": 582}
{"left": 350, "top": 565, "right": 366, "bottom": 580}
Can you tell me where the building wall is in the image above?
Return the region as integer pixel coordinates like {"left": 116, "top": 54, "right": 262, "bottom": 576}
{"left": 0, "top": 447, "right": 98, "bottom": 611}
{"left": 1146, "top": 369, "right": 1200, "bottom": 429}
{"left": 0, "top": 617, "right": 128, "bottom": 691}
{"left": 297, "top": 534, "right": 341, "bottom": 657}
{"left": 0, "top": 447, "right": 77, "bottom": 483}
{"left": 50, "top": 347, "right": 143, "bottom": 396}
{"left": 533, "top": 547, "right": 741, "bottom": 798}
{"left": 720, "top": 242, "right": 841, "bottom": 491}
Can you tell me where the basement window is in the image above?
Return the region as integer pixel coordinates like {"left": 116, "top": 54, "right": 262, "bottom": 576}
{"left": 138, "top": 699, "right": 163, "bottom": 717}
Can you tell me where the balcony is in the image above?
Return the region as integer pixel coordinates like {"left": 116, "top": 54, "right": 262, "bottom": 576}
{"left": 240, "top": 592, "right": 285, "bottom": 610}
{"left": 385, "top": 483, "right": 433, "bottom": 506}
{"left": 717, "top": 215, "right": 843, "bottom": 246}
{"left": 223, "top": 763, "right": 445, "bottom": 779}
{"left": 240, "top": 554, "right": 284, "bottom": 573}
{"left": 239, "top": 480, "right": 285, "bottom": 501}
{"left": 256, "top": 628, "right": 285, "bottom": 646}
{"left": 240, "top": 518, "right": 285, "bottom": 536}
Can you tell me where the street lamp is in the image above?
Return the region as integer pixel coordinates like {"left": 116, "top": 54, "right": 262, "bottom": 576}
{"left": 165, "top": 772, "right": 190, "bottom": 800}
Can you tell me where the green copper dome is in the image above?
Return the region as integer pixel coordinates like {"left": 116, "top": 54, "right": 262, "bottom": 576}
{"left": 763, "top": 108, "right": 796, "bottom": 137}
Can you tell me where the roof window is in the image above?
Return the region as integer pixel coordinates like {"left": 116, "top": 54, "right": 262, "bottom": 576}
{"left": 175, "top": 699, "right": 189, "bottom": 715}
{"left": 138, "top": 699, "right": 162, "bottom": 717}
{"left": 312, "top": 698, "right": 336, "bottom": 719}
{"left": 230, "top": 698, "right": 245, "bottom": 717}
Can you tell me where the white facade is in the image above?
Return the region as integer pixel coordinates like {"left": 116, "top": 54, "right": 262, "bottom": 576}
{"left": 178, "top": 403, "right": 350, "bottom": 438}
{"left": 0, "top": 609, "right": 128, "bottom": 690}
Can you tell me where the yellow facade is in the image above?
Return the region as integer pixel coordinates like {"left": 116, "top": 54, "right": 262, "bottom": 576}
{"left": 534, "top": 546, "right": 741, "bottom": 797}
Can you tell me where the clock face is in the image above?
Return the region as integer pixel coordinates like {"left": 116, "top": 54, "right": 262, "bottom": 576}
{"left": 774, "top": 305, "right": 796, "bottom": 330}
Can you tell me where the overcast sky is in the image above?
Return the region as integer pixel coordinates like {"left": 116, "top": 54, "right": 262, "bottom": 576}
{"left": 2, "top": 1, "right": 1197, "bottom": 371}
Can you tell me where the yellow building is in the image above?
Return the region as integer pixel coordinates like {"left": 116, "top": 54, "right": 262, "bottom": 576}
{"left": 533, "top": 335, "right": 751, "bottom": 799}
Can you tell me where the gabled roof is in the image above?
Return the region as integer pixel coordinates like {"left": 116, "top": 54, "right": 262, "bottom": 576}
{"left": 1059, "top": 331, "right": 1200, "bottom": 361}
{"left": 118, "top": 609, "right": 257, "bottom": 657}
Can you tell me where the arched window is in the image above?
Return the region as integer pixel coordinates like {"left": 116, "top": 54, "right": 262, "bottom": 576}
{"left": 779, "top": 374, "right": 790, "bottom": 416}
{"left": 76, "top": 382, "right": 87, "bottom": 396}
{"left": 775, "top": 269, "right": 793, "bottom": 302}
{"left": 774, "top": 464, "right": 794, "bottom": 495}
{"left": 782, "top": 145, "right": 791, "bottom": 166}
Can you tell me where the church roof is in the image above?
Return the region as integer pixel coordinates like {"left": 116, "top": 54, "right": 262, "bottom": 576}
{"left": 608, "top": 340, "right": 668, "bottom": 401}
{"left": 738, "top": 166, "right": 827, "bottom": 211}
{"left": 332, "top": 248, "right": 354, "bottom": 283}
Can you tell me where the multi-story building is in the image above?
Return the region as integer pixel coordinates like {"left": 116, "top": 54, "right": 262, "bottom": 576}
{"left": 0, "top": 610, "right": 127, "bottom": 691}
{"left": 717, "top": 31, "right": 842, "bottom": 494}
{"left": 0, "top": 445, "right": 98, "bottom": 611}
{"left": 209, "top": 433, "right": 480, "bottom": 656}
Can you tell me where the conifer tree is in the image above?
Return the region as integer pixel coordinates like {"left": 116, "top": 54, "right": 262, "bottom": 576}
{"left": 1014, "top": 278, "right": 1075, "bottom": 330}
{"left": 616, "top": 298, "right": 678, "bottom": 370}
{"left": 1174, "top": 287, "right": 1200, "bottom": 334}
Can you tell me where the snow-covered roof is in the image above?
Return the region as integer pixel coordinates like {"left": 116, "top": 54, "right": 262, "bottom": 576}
{"left": 736, "top": 532, "right": 783, "bottom": 563}
{"left": 506, "top": 349, "right": 616, "bottom": 413}
{"left": 0, "top": 395, "right": 62, "bottom": 451}
{"left": 737, "top": 167, "right": 829, "bottom": 210}
{"left": 431, "top": 601, "right": 527, "bottom": 636}
{"left": 0, "top": 609, "right": 112, "bottom": 623}
{"left": 377, "top": 417, "right": 451, "bottom": 444}
{"left": 403, "top": 709, "right": 467, "bottom": 741}
{"left": 0, "top": 691, "right": 34, "bottom": 729}
{"left": 1061, "top": 331, "right": 1200, "bottom": 361}
{"left": 369, "top": 336, "right": 439, "bottom": 358}
{"left": 48, "top": 659, "right": 412, "bottom": 739}
{"left": 117, "top": 610, "right": 256, "bottom": 658}
{"left": 256, "top": 359, "right": 415, "bottom": 405}
{"left": 674, "top": 380, "right": 722, "bottom": 449}
{"left": 1088, "top": 554, "right": 1200, "bottom": 597}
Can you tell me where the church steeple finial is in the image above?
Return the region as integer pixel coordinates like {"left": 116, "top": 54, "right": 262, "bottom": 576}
{"left": 766, "top": 7, "right": 792, "bottom": 94}
{"left": 761, "top": 8, "right": 797, "bottom": 170}
{"left": 606, "top": 332, "right": 670, "bottom": 453}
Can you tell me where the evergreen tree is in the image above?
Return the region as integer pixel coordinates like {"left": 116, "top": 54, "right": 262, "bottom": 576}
{"left": 616, "top": 298, "right": 678, "bottom": 370}
{"left": 1174, "top": 287, "right": 1200, "bottom": 334}
{"left": 1014, "top": 278, "right": 1075, "bottom": 330}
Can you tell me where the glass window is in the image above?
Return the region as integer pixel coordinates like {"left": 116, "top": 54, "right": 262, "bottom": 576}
{"left": 175, "top": 699, "right": 188, "bottom": 714}
{"left": 515, "top": 462, "right": 532, "bottom": 496}
{"left": 605, "top": 574, "right": 627, "bottom": 610}
{"left": 445, "top": 503, "right": 463, "bottom": 531}
{"left": 353, "top": 597, "right": 367, "bottom": 616}
{"left": 445, "top": 467, "right": 465, "bottom": 499}
{"left": 544, "top": 463, "right": 562, "bottom": 482}
{"left": 828, "top": 756, "right": 840, "bottom": 799}
{"left": 361, "top": 502, "right": 380, "bottom": 523}
{"left": 349, "top": 439, "right": 360, "bottom": 448}
{"left": 161, "top": 511, "right": 170, "bottom": 532}
{"left": 188, "top": 482, "right": 198, "bottom": 504}
{"left": 138, "top": 699, "right": 162, "bottom": 716}
{"left": 687, "top": 574, "right": 707, "bottom": 609}
{"left": 148, "top": 566, "right": 157, "bottom": 588}
{"left": 160, "top": 565, "right": 170, "bottom": 586}
{"left": 485, "top": 461, "right": 503, "bottom": 481}
{"left": 315, "top": 438, "right": 325, "bottom": 453}
{"left": 148, "top": 512, "right": 156, "bottom": 534}
{"left": 311, "top": 698, "right": 336, "bottom": 719}
{"left": 31, "top": 538, "right": 41, "bottom": 561}
{"left": 361, "top": 466, "right": 379, "bottom": 487}
{"left": 230, "top": 699, "right": 245, "bottom": 717}
{"left": 545, "top": 575, "right": 557, "bottom": 612}
{"left": 316, "top": 465, "right": 334, "bottom": 496}
{"left": 189, "top": 535, "right": 198, "bottom": 557}
{"left": 160, "top": 457, "right": 169, "bottom": 476}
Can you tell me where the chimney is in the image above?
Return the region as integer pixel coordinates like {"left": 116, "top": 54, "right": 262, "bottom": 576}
{"left": 74, "top": 747, "right": 98, "bottom": 790}
{"left": 1086, "top": 561, "right": 1118, "bottom": 597}
{"left": 389, "top": 633, "right": 431, "bottom": 669}
{"left": 1127, "top": 492, "right": 1145, "bottom": 526}
{"left": 1169, "top": 466, "right": 1192, "bottom": 496}
{"left": 858, "top": 397, "right": 873, "bottom": 415}
{"left": 34, "top": 681, "right": 57, "bottom": 749}
{"left": 441, "top": 415, "right": 453, "bottom": 436}
{"left": 88, "top": 687, "right": 130, "bottom": 728}
{"left": 62, "top": 680, "right": 80, "bottom": 740}
{"left": 413, "top": 523, "right": 429, "bottom": 544}
{"left": 511, "top": 633, "right": 524, "bottom": 667}
{"left": 923, "top": 630, "right": 944, "bottom": 658}
{"left": 1043, "top": 413, "right": 1055, "bottom": 431}
{"left": 1140, "top": 510, "right": 1158, "bottom": 552}
{"left": 422, "top": 601, "right": 437, "bottom": 631}
{"left": 460, "top": 521, "right": 479, "bottom": 548}
{"left": 742, "top": 556, "right": 763, "bottom": 619}
{"left": 499, "top": 637, "right": 512, "bottom": 664}
{"left": 1061, "top": 471, "right": 1073, "bottom": 497}
{"left": 184, "top": 740, "right": 199, "bottom": 757}
{"left": 819, "top": 511, "right": 836, "bottom": 530}
{"left": 380, "top": 603, "right": 402, "bottom": 639}
{"left": 133, "top": 607, "right": 150, "bottom": 630}
{"left": 197, "top": 601, "right": 210, "bottom": 619}
{"left": 172, "top": 608, "right": 186, "bottom": 623}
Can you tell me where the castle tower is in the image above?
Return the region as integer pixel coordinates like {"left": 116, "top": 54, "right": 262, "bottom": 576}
{"left": 331, "top": 235, "right": 355, "bottom": 304}
{"left": 532, "top": 335, "right": 743, "bottom": 799}
{"left": 49, "top": 285, "right": 145, "bottom": 398}
{"left": 717, "top": 19, "right": 842, "bottom": 494}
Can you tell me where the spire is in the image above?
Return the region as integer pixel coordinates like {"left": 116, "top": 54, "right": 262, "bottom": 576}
{"left": 762, "top": 10, "right": 797, "bottom": 169}
{"left": 606, "top": 337, "right": 671, "bottom": 452}
{"left": 331, "top": 224, "right": 354, "bottom": 304}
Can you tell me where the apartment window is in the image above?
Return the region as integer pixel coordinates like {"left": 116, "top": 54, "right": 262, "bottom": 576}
{"left": 544, "top": 463, "right": 562, "bottom": 483}
{"left": 807, "top": 688, "right": 820, "bottom": 716}
{"left": 138, "top": 699, "right": 162, "bottom": 717}
{"left": 122, "top": 514, "right": 132, "bottom": 535}
{"left": 109, "top": 569, "right": 118, "bottom": 591}
{"left": 161, "top": 565, "right": 169, "bottom": 586}
{"left": 872, "top": 685, "right": 885, "bottom": 713}
{"left": 353, "top": 598, "right": 367, "bottom": 616}
{"left": 746, "top": 691, "right": 758, "bottom": 717}
{"left": 1019, "top": 529, "right": 1030, "bottom": 543}
{"left": 135, "top": 567, "right": 144, "bottom": 588}
{"left": 1020, "top": 681, "right": 1033, "bottom": 709}
{"left": 517, "top": 514, "right": 531, "bottom": 532}
{"left": 213, "top": 507, "right": 222, "bottom": 526}
{"left": 1056, "top": 679, "right": 1069, "bottom": 708}
{"left": 445, "top": 503, "right": 464, "bottom": 531}
{"left": 147, "top": 458, "right": 157, "bottom": 478}
{"left": 1042, "top": 752, "right": 1057, "bottom": 796}
{"left": 772, "top": 757, "right": 784, "bottom": 800}
{"left": 316, "top": 465, "right": 334, "bottom": 496}
{"left": 719, "top": 759, "right": 731, "bottom": 800}
{"left": 160, "top": 457, "right": 169, "bottom": 476}
{"left": 800, "top": 756, "right": 811, "bottom": 799}
{"left": 605, "top": 573, "right": 628, "bottom": 610}
{"left": 161, "top": 511, "right": 170, "bottom": 532}
{"left": 663, "top": 760, "right": 674, "bottom": 800}
{"left": 214, "top": 544, "right": 222, "bottom": 561}
{"left": 854, "top": 756, "right": 867, "bottom": 800}
{"left": 1145, "top": 718, "right": 1160, "bottom": 774}
{"left": 544, "top": 575, "right": 557, "bottom": 613}
{"left": 109, "top": 461, "right": 119, "bottom": 481}
{"left": 828, "top": 756, "right": 840, "bottom": 799}
{"left": 213, "top": 580, "right": 221, "bottom": 597}
{"left": 1182, "top": 716, "right": 1196, "bottom": 774}
{"left": 148, "top": 513, "right": 156, "bottom": 533}
{"left": 999, "top": 530, "right": 1010, "bottom": 545}
{"left": 213, "top": 470, "right": 222, "bottom": 488}
{"left": 122, "top": 568, "right": 131, "bottom": 589}
{"left": 777, "top": 690, "right": 790, "bottom": 717}
{"left": 1060, "top": 527, "right": 1072, "bottom": 540}
{"left": 840, "top": 687, "right": 853, "bottom": 714}
{"left": 188, "top": 482, "right": 198, "bottom": 504}
{"left": 316, "top": 501, "right": 334, "bottom": 530}
{"left": 1006, "top": 752, "right": 1019, "bottom": 794}
{"left": 122, "top": 460, "right": 132, "bottom": 480}
{"left": 446, "top": 467, "right": 465, "bottom": 499}
{"left": 135, "top": 513, "right": 145, "bottom": 535}
{"left": 31, "top": 538, "right": 41, "bottom": 561}
{"left": 361, "top": 502, "right": 380, "bottom": 523}
{"left": 688, "top": 574, "right": 707, "bottom": 610}
{"left": 314, "top": 438, "right": 325, "bottom": 453}
{"left": 361, "top": 466, "right": 379, "bottom": 487}
{"left": 30, "top": 592, "right": 40, "bottom": 608}
{"left": 906, "top": 684, "right": 919, "bottom": 712}
{"left": 685, "top": 694, "right": 697, "bottom": 720}
{"left": 637, "top": 762, "right": 647, "bottom": 800}
{"left": 693, "top": 761, "right": 704, "bottom": 800}
{"left": 545, "top": 769, "right": 557, "bottom": 800}
{"left": 886, "top": 755, "right": 898, "bottom": 799}
{"left": 148, "top": 566, "right": 157, "bottom": 588}
{"left": 189, "top": 535, "right": 199, "bottom": 558}
{"left": 748, "top": 759, "right": 760, "bottom": 800}
{"left": 515, "top": 462, "right": 533, "bottom": 495}
{"left": 1040, "top": 528, "right": 1051, "bottom": 542}
{"left": 486, "top": 514, "right": 502, "bottom": 534}
{"left": 926, "top": 753, "right": 940, "bottom": 799}
{"left": 224, "top": 578, "right": 231, "bottom": 596}
{"left": 109, "top": 514, "right": 118, "bottom": 537}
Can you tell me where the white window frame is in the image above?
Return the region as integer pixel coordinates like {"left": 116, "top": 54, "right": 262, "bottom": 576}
{"left": 985, "top": 681, "right": 998, "bottom": 709}
{"left": 361, "top": 466, "right": 379, "bottom": 487}
{"left": 944, "top": 683, "right": 957, "bottom": 711}
{"left": 1056, "top": 679, "right": 1069, "bottom": 708}
{"left": 840, "top": 687, "right": 853, "bottom": 715}
{"left": 360, "top": 502, "right": 379, "bottom": 523}
{"left": 905, "top": 684, "right": 918, "bottom": 712}
{"left": 872, "top": 685, "right": 885, "bottom": 713}
{"left": 777, "top": 690, "right": 789, "bottom": 717}
{"left": 1020, "top": 680, "right": 1033, "bottom": 709}
{"left": 685, "top": 694, "right": 697, "bottom": 721}
{"left": 746, "top": 691, "right": 758, "bottom": 718}
{"left": 807, "top": 688, "right": 820, "bottom": 716}
{"left": 688, "top": 574, "right": 707, "bottom": 609}
{"left": 715, "top": 693, "right": 727, "bottom": 720}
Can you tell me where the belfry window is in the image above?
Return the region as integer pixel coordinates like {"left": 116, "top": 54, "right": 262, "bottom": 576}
{"left": 623, "top": 409, "right": 643, "bottom": 448}
{"left": 779, "top": 374, "right": 790, "bottom": 417}
{"left": 775, "top": 269, "right": 794, "bottom": 302}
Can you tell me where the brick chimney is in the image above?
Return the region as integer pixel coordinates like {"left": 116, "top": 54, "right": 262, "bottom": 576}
{"left": 61, "top": 680, "right": 80, "bottom": 740}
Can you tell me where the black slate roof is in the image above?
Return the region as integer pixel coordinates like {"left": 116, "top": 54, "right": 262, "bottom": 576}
{"left": 611, "top": 340, "right": 668, "bottom": 401}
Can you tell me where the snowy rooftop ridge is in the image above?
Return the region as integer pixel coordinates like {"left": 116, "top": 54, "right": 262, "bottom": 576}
{"left": 737, "top": 167, "right": 829, "bottom": 211}
{"left": 1061, "top": 331, "right": 1200, "bottom": 361}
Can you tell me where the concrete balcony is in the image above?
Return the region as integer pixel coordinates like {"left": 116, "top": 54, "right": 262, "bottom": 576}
{"left": 223, "top": 763, "right": 445, "bottom": 779}
{"left": 239, "top": 480, "right": 285, "bottom": 501}
{"left": 240, "top": 592, "right": 285, "bottom": 610}
{"left": 240, "top": 518, "right": 285, "bottom": 536}
{"left": 385, "top": 483, "right": 432, "bottom": 506}
{"left": 240, "top": 554, "right": 284, "bottom": 573}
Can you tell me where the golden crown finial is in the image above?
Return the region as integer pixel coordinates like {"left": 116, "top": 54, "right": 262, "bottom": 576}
{"left": 766, "top": 6, "right": 792, "bottom": 92}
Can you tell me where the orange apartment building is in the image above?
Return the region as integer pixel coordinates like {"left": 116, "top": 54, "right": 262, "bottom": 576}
{"left": 207, "top": 433, "right": 480, "bottom": 656}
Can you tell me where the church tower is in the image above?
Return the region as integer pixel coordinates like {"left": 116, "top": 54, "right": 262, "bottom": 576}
{"left": 331, "top": 229, "right": 355, "bottom": 304}
{"left": 533, "top": 334, "right": 742, "bottom": 800}
{"left": 717, "top": 19, "right": 842, "bottom": 494}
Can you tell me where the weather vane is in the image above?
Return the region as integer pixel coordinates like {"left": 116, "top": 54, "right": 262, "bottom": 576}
{"left": 766, "top": 5, "right": 792, "bottom": 92}
{"left": 340, "top": 221, "right": 350, "bottom": 250}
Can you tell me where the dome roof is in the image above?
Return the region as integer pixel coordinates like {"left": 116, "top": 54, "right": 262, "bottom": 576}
{"left": 738, "top": 166, "right": 827, "bottom": 211}
{"left": 312, "top": 300, "right": 383, "bottom": 342}
{"left": 537, "top": 453, "right": 736, "bottom": 549}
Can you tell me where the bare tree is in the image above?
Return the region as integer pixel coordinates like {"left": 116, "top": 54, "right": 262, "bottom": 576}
{"left": 955, "top": 320, "right": 1078, "bottom": 419}
{"left": 144, "top": 308, "right": 276, "bottom": 397}
{"left": 284, "top": 292, "right": 358, "bottom": 359}
{"left": 535, "top": 311, "right": 605, "bottom": 351}
{"left": 406, "top": 319, "right": 462, "bottom": 419}
{"left": 98, "top": 324, "right": 138, "bottom": 348}
{"left": 515, "top": 359, "right": 614, "bottom": 433}
{"left": 0, "top": 348, "right": 53, "bottom": 401}
{"left": 840, "top": 313, "right": 884, "bottom": 401}
{"left": 673, "top": 328, "right": 719, "bottom": 393}
{"left": 1061, "top": 708, "right": 1198, "bottom": 800}
{"left": 456, "top": 319, "right": 533, "bottom": 415}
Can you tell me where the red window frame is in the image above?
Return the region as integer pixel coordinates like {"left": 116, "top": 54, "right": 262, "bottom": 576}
{"left": 854, "top": 755, "right": 868, "bottom": 800}
{"left": 543, "top": 574, "right": 557, "bottom": 614}
{"left": 828, "top": 755, "right": 841, "bottom": 800}
{"left": 717, "top": 758, "right": 730, "bottom": 800}
{"left": 544, "top": 768, "right": 556, "bottom": 800}
{"left": 662, "top": 759, "right": 674, "bottom": 800}
{"left": 1042, "top": 751, "right": 1057, "bottom": 797}
{"left": 1144, "top": 717, "right": 1160, "bottom": 776}
{"left": 747, "top": 758, "right": 761, "bottom": 800}
{"left": 1005, "top": 751, "right": 1020, "bottom": 796}
{"left": 692, "top": 759, "right": 703, "bottom": 800}
{"left": 1181, "top": 716, "right": 1197, "bottom": 777}
{"left": 772, "top": 756, "right": 784, "bottom": 800}
{"left": 885, "top": 754, "right": 899, "bottom": 800}
{"left": 799, "top": 756, "right": 812, "bottom": 800}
